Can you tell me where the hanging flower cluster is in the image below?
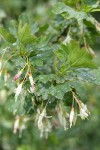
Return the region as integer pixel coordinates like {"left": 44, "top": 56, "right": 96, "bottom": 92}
{"left": 0, "top": 53, "right": 91, "bottom": 139}
{"left": 13, "top": 115, "right": 30, "bottom": 137}
{"left": 12, "top": 62, "right": 90, "bottom": 138}
{"left": 14, "top": 63, "right": 35, "bottom": 102}
{"left": 68, "top": 92, "right": 90, "bottom": 128}
{"left": 51, "top": 93, "right": 90, "bottom": 132}
{"left": 31, "top": 92, "right": 90, "bottom": 138}
{"left": 36, "top": 107, "right": 52, "bottom": 138}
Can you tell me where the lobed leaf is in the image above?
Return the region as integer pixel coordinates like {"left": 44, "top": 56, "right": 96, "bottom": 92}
{"left": 0, "top": 27, "right": 16, "bottom": 43}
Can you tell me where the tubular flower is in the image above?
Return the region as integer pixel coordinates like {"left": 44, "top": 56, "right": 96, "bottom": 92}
{"left": 56, "top": 103, "right": 68, "bottom": 131}
{"left": 79, "top": 101, "right": 90, "bottom": 120}
{"left": 37, "top": 108, "right": 46, "bottom": 130}
{"left": 88, "top": 47, "right": 95, "bottom": 57}
{"left": 72, "top": 92, "right": 90, "bottom": 120}
{"left": 13, "top": 115, "right": 20, "bottom": 134}
{"left": 63, "top": 34, "right": 72, "bottom": 45}
{"left": 15, "top": 82, "right": 23, "bottom": 102}
{"left": 29, "top": 73, "right": 35, "bottom": 93}
{"left": 41, "top": 119, "right": 52, "bottom": 139}
{"left": 14, "top": 69, "right": 23, "bottom": 81}
{"left": 96, "top": 22, "right": 100, "bottom": 32}
{"left": 69, "top": 107, "right": 75, "bottom": 128}
{"left": 37, "top": 108, "right": 52, "bottom": 138}
{"left": 57, "top": 109, "right": 67, "bottom": 130}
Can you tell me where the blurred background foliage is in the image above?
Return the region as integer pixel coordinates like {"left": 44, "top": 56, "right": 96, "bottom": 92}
{"left": 0, "top": 0, "right": 100, "bottom": 150}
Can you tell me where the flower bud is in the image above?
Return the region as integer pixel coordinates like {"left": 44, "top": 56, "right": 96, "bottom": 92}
{"left": 69, "top": 107, "right": 75, "bottom": 128}
{"left": 14, "top": 69, "right": 23, "bottom": 81}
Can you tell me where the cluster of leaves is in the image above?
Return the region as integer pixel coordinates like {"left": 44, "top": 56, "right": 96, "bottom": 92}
{"left": 0, "top": 0, "right": 100, "bottom": 138}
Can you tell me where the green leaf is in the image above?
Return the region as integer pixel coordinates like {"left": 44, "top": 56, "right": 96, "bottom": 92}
{"left": 31, "top": 50, "right": 53, "bottom": 60}
{"left": 73, "top": 68, "right": 96, "bottom": 83}
{"left": 32, "top": 59, "right": 43, "bottom": 66}
{"left": 53, "top": 2, "right": 97, "bottom": 32}
{"left": 70, "top": 81, "right": 88, "bottom": 100}
{"left": 67, "top": 41, "right": 97, "bottom": 68}
{"left": 55, "top": 44, "right": 68, "bottom": 61}
{"left": 36, "top": 85, "right": 49, "bottom": 100}
{"left": 19, "top": 14, "right": 29, "bottom": 24}
{"left": 71, "top": 68, "right": 100, "bottom": 85}
{"left": 49, "top": 83, "right": 71, "bottom": 99}
{"left": 39, "top": 24, "right": 49, "bottom": 33}
{"left": 18, "top": 22, "right": 35, "bottom": 45}
{"left": 0, "top": 27, "right": 16, "bottom": 43}
{"left": 92, "top": 67, "right": 100, "bottom": 85}
{"left": 6, "top": 96, "right": 25, "bottom": 115}
{"left": 35, "top": 35, "right": 52, "bottom": 49}
{"left": 53, "top": 2, "right": 74, "bottom": 15}
{"left": 21, "top": 35, "right": 35, "bottom": 45}
{"left": 37, "top": 74, "right": 56, "bottom": 83}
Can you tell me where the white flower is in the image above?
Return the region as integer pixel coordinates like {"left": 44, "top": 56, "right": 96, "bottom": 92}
{"left": 88, "top": 47, "right": 95, "bottom": 57}
{"left": 29, "top": 73, "right": 35, "bottom": 93}
{"left": 79, "top": 102, "right": 90, "bottom": 120}
{"left": 37, "top": 108, "right": 52, "bottom": 138}
{"left": 37, "top": 109, "right": 46, "bottom": 130}
{"left": 73, "top": 111, "right": 77, "bottom": 125}
{"left": 58, "top": 110, "right": 67, "bottom": 130}
{"left": 56, "top": 103, "right": 68, "bottom": 130}
{"left": 63, "top": 34, "right": 72, "bottom": 45}
{"left": 30, "top": 85, "right": 35, "bottom": 93}
{"left": 13, "top": 115, "right": 20, "bottom": 134}
{"left": 40, "top": 119, "right": 52, "bottom": 139}
{"left": 79, "top": 108, "right": 89, "bottom": 119}
{"left": 72, "top": 92, "right": 90, "bottom": 120}
{"left": 69, "top": 107, "right": 75, "bottom": 128}
{"left": 15, "top": 82, "right": 23, "bottom": 102}
{"left": 96, "top": 22, "right": 100, "bottom": 32}
{"left": 81, "top": 102, "right": 90, "bottom": 114}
